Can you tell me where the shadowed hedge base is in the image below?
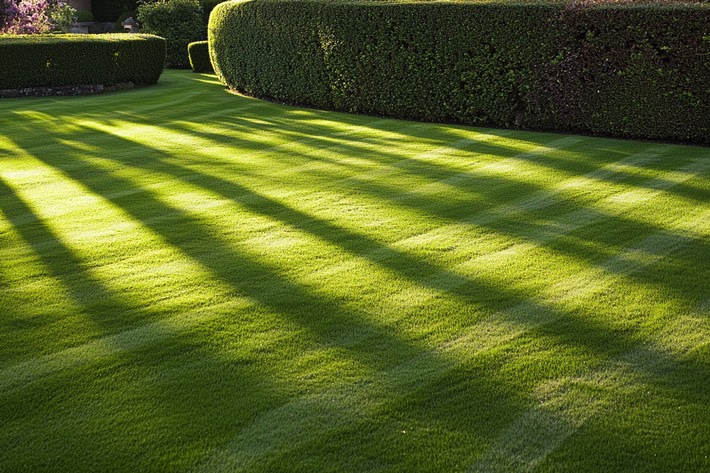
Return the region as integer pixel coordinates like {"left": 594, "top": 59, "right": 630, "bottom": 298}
{"left": 0, "top": 70, "right": 709, "bottom": 471}
{"left": 0, "top": 34, "right": 165, "bottom": 89}
{"left": 209, "top": 0, "right": 710, "bottom": 144}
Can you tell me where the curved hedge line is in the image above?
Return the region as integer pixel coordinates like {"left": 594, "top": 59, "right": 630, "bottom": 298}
{"left": 0, "top": 34, "right": 166, "bottom": 89}
{"left": 209, "top": 0, "right": 710, "bottom": 144}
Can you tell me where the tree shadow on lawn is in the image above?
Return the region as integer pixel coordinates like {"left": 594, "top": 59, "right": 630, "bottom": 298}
{"left": 31, "top": 130, "right": 710, "bottom": 361}
{"left": 2, "top": 80, "right": 709, "bottom": 469}
{"left": 13, "top": 70, "right": 707, "bottom": 209}
{"left": 71, "top": 113, "right": 710, "bottom": 370}
{"left": 0, "top": 181, "right": 297, "bottom": 470}
{"left": 11, "top": 95, "right": 710, "bottom": 362}
{"left": 146, "top": 72, "right": 710, "bottom": 206}
{"left": 0, "top": 139, "right": 535, "bottom": 471}
{"left": 41, "top": 89, "right": 710, "bottom": 240}
{"left": 67, "top": 110, "right": 710, "bottom": 316}
{"left": 0, "top": 176, "right": 304, "bottom": 470}
{"left": 0, "top": 177, "right": 170, "bottom": 352}
{"left": 0, "top": 319, "right": 295, "bottom": 471}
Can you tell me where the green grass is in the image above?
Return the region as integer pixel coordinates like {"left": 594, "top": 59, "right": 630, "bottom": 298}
{"left": 1, "top": 69, "right": 709, "bottom": 472}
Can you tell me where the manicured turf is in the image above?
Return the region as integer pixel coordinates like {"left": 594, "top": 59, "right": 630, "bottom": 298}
{"left": 0, "top": 69, "right": 708, "bottom": 472}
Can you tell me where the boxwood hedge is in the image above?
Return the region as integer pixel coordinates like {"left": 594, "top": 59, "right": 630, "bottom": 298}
{"left": 209, "top": 0, "right": 710, "bottom": 144}
{"left": 0, "top": 34, "right": 166, "bottom": 89}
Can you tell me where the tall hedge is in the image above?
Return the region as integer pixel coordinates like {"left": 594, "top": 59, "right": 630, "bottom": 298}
{"left": 530, "top": 6, "right": 710, "bottom": 141}
{"left": 138, "top": 0, "right": 206, "bottom": 68}
{"left": 0, "top": 34, "right": 165, "bottom": 89}
{"left": 209, "top": 0, "right": 710, "bottom": 144}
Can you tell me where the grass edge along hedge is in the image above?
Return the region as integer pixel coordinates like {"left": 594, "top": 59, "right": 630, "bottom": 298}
{"left": 188, "top": 40, "right": 213, "bottom": 72}
{"left": 0, "top": 34, "right": 166, "bottom": 89}
{"left": 209, "top": 0, "right": 710, "bottom": 144}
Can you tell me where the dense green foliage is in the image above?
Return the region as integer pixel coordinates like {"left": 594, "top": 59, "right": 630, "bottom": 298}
{"left": 138, "top": 0, "right": 206, "bottom": 68}
{"left": 200, "top": 0, "right": 226, "bottom": 23}
{"left": 75, "top": 9, "right": 95, "bottom": 22}
{"left": 91, "top": 0, "right": 220, "bottom": 23}
{"left": 1, "top": 69, "right": 709, "bottom": 471}
{"left": 530, "top": 5, "right": 710, "bottom": 141}
{"left": 209, "top": 0, "right": 710, "bottom": 143}
{"left": 0, "top": 34, "right": 165, "bottom": 88}
{"left": 188, "top": 40, "right": 212, "bottom": 72}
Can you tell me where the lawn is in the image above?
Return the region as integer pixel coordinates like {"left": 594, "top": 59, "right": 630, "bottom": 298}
{"left": 0, "top": 69, "right": 708, "bottom": 472}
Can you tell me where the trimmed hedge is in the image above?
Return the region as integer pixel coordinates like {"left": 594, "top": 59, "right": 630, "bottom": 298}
{"left": 209, "top": 0, "right": 710, "bottom": 144}
{"left": 0, "top": 34, "right": 165, "bottom": 89}
{"left": 188, "top": 40, "right": 213, "bottom": 72}
{"left": 138, "top": 0, "right": 206, "bottom": 68}
{"left": 530, "top": 6, "right": 710, "bottom": 141}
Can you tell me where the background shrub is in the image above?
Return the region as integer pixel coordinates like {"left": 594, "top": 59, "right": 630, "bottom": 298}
{"left": 188, "top": 40, "right": 212, "bottom": 72}
{"left": 114, "top": 10, "right": 134, "bottom": 31}
{"left": 1, "top": 0, "right": 57, "bottom": 34}
{"left": 75, "top": 9, "right": 95, "bottom": 22}
{"left": 0, "top": 34, "right": 166, "bottom": 88}
{"left": 209, "top": 0, "right": 710, "bottom": 144}
{"left": 49, "top": 1, "right": 77, "bottom": 32}
{"left": 200, "top": 0, "right": 225, "bottom": 25}
{"left": 91, "top": 0, "right": 130, "bottom": 22}
{"left": 138, "top": 0, "right": 206, "bottom": 68}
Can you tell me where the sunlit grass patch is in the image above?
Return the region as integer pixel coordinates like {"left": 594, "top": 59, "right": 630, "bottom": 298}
{"left": 0, "top": 70, "right": 708, "bottom": 472}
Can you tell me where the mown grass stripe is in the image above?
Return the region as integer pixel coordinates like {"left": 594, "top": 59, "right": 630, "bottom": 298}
{"left": 194, "top": 210, "right": 709, "bottom": 471}
{"left": 0, "top": 128, "right": 584, "bottom": 250}
{"left": 468, "top": 298, "right": 710, "bottom": 473}
{"left": 2, "top": 169, "right": 701, "bottom": 467}
{"left": 1, "top": 70, "right": 708, "bottom": 472}
{"left": 1, "top": 134, "right": 705, "bottom": 360}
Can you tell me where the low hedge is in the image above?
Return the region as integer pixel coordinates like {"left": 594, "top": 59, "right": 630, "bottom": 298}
{"left": 0, "top": 34, "right": 166, "bottom": 89}
{"left": 188, "top": 40, "right": 213, "bottom": 72}
{"left": 209, "top": 0, "right": 710, "bottom": 144}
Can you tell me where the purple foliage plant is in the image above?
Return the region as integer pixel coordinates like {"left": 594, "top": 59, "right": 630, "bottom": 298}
{"left": 1, "top": 0, "right": 69, "bottom": 34}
